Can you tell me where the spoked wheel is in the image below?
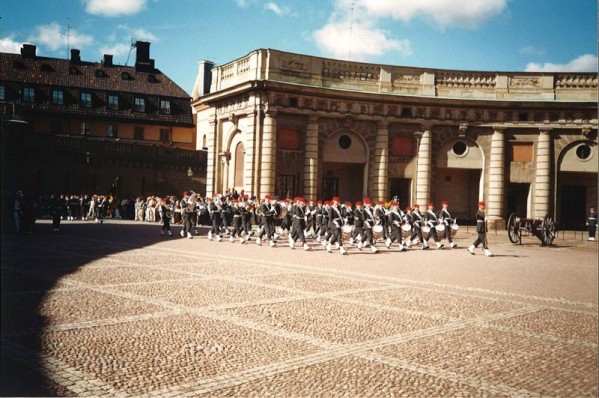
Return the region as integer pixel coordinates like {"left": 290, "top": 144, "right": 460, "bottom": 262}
{"left": 507, "top": 213, "right": 521, "bottom": 244}
{"left": 541, "top": 215, "right": 556, "bottom": 246}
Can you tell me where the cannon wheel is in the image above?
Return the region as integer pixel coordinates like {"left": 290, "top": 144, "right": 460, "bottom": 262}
{"left": 541, "top": 215, "right": 556, "bottom": 246}
{"left": 507, "top": 213, "right": 521, "bottom": 244}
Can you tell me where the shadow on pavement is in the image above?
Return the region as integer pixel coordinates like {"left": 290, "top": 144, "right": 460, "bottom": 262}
{"left": 1, "top": 220, "right": 167, "bottom": 396}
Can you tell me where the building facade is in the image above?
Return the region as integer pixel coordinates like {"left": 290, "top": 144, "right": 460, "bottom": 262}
{"left": 1, "top": 42, "right": 206, "bottom": 205}
{"left": 192, "top": 49, "right": 597, "bottom": 227}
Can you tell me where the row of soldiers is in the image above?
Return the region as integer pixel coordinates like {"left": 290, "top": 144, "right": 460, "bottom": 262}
{"left": 161, "top": 192, "right": 475, "bottom": 255}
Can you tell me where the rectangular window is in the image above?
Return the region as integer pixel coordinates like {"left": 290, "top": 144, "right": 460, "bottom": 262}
{"left": 509, "top": 142, "right": 533, "bottom": 162}
{"left": 134, "top": 127, "right": 144, "bottom": 140}
{"left": 52, "top": 89, "right": 64, "bottom": 105}
{"left": 389, "top": 137, "right": 414, "bottom": 157}
{"left": 108, "top": 95, "right": 119, "bottom": 110}
{"left": 80, "top": 92, "right": 92, "bottom": 108}
{"left": 159, "top": 99, "right": 171, "bottom": 114}
{"left": 80, "top": 121, "right": 90, "bottom": 135}
{"left": 134, "top": 97, "right": 145, "bottom": 112}
{"left": 160, "top": 128, "right": 171, "bottom": 143}
{"left": 23, "top": 87, "right": 35, "bottom": 102}
{"left": 107, "top": 124, "right": 118, "bottom": 138}
{"left": 277, "top": 174, "right": 297, "bottom": 200}
{"left": 277, "top": 128, "right": 300, "bottom": 150}
{"left": 0, "top": 85, "right": 5, "bottom": 100}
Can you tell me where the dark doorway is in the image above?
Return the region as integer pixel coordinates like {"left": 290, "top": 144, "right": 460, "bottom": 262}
{"left": 507, "top": 183, "right": 529, "bottom": 218}
{"left": 389, "top": 178, "right": 411, "bottom": 207}
{"left": 560, "top": 185, "right": 586, "bottom": 229}
{"left": 321, "top": 162, "right": 364, "bottom": 202}
{"left": 322, "top": 176, "right": 339, "bottom": 200}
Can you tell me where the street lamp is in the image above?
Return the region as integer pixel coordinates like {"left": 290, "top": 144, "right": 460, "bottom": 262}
{"left": 187, "top": 166, "right": 193, "bottom": 177}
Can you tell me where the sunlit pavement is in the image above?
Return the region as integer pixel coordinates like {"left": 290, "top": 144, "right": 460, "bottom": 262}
{"left": 1, "top": 219, "right": 597, "bottom": 397}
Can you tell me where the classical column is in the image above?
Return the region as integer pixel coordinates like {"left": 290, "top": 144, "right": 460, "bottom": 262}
{"left": 259, "top": 110, "right": 277, "bottom": 197}
{"left": 533, "top": 128, "right": 552, "bottom": 218}
{"left": 415, "top": 127, "right": 432, "bottom": 206}
{"left": 303, "top": 116, "right": 319, "bottom": 200}
{"left": 373, "top": 120, "right": 389, "bottom": 202}
{"left": 488, "top": 127, "right": 506, "bottom": 224}
{"left": 206, "top": 118, "right": 217, "bottom": 197}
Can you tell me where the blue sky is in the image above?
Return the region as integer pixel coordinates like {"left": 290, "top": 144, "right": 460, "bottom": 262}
{"left": 1, "top": 0, "right": 597, "bottom": 95}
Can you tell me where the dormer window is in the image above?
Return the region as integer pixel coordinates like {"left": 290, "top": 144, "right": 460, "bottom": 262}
{"left": 41, "top": 63, "right": 54, "bottom": 72}
{"left": 122, "top": 71, "right": 134, "bottom": 80}
{"left": 159, "top": 99, "right": 171, "bottom": 114}
{"left": 69, "top": 65, "right": 81, "bottom": 75}
{"left": 148, "top": 74, "right": 159, "bottom": 83}
{"left": 134, "top": 97, "right": 145, "bottom": 112}
{"left": 95, "top": 69, "right": 108, "bottom": 78}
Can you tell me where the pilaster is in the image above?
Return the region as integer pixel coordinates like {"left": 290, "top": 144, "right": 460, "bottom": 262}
{"left": 259, "top": 110, "right": 277, "bottom": 198}
{"left": 488, "top": 127, "right": 506, "bottom": 227}
{"left": 373, "top": 120, "right": 389, "bottom": 202}
{"left": 415, "top": 128, "right": 432, "bottom": 206}
{"left": 533, "top": 128, "right": 553, "bottom": 218}
{"left": 303, "top": 116, "right": 319, "bottom": 200}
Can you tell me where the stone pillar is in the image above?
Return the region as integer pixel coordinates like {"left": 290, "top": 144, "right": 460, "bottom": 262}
{"left": 206, "top": 119, "right": 217, "bottom": 197}
{"left": 488, "top": 127, "right": 506, "bottom": 227}
{"left": 259, "top": 110, "right": 277, "bottom": 197}
{"left": 415, "top": 128, "right": 432, "bottom": 206}
{"left": 303, "top": 117, "right": 319, "bottom": 200}
{"left": 373, "top": 120, "right": 389, "bottom": 202}
{"left": 534, "top": 129, "right": 552, "bottom": 218}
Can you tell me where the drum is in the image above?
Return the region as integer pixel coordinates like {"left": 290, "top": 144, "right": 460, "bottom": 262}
{"left": 401, "top": 224, "right": 412, "bottom": 238}
{"left": 435, "top": 224, "right": 446, "bottom": 239}
{"left": 373, "top": 224, "right": 384, "bottom": 241}
{"left": 341, "top": 224, "right": 353, "bottom": 240}
{"left": 421, "top": 225, "right": 431, "bottom": 240}
{"left": 450, "top": 223, "right": 459, "bottom": 237}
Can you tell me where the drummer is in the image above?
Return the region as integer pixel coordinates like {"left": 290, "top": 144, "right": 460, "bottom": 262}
{"left": 350, "top": 201, "right": 364, "bottom": 247}
{"left": 362, "top": 198, "right": 379, "bottom": 253}
{"left": 410, "top": 204, "right": 429, "bottom": 250}
{"left": 438, "top": 200, "right": 458, "bottom": 248}
{"left": 403, "top": 206, "right": 414, "bottom": 248}
{"left": 425, "top": 203, "right": 444, "bottom": 249}
{"left": 385, "top": 200, "right": 407, "bottom": 251}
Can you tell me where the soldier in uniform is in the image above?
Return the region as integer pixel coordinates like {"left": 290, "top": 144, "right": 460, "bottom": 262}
{"left": 207, "top": 196, "right": 223, "bottom": 241}
{"left": 425, "top": 203, "right": 444, "bottom": 249}
{"left": 179, "top": 192, "right": 194, "bottom": 239}
{"left": 385, "top": 201, "right": 406, "bottom": 251}
{"left": 587, "top": 205, "right": 597, "bottom": 241}
{"left": 326, "top": 196, "right": 348, "bottom": 255}
{"left": 403, "top": 206, "right": 413, "bottom": 248}
{"left": 361, "top": 198, "right": 379, "bottom": 253}
{"left": 410, "top": 204, "right": 429, "bottom": 250}
{"left": 229, "top": 199, "right": 244, "bottom": 243}
{"left": 350, "top": 201, "right": 364, "bottom": 247}
{"left": 257, "top": 195, "right": 277, "bottom": 247}
{"left": 438, "top": 200, "right": 458, "bottom": 248}
{"left": 289, "top": 197, "right": 311, "bottom": 250}
{"left": 468, "top": 201, "right": 493, "bottom": 256}
{"left": 158, "top": 197, "right": 173, "bottom": 236}
{"left": 241, "top": 196, "right": 254, "bottom": 241}
{"left": 375, "top": 200, "right": 389, "bottom": 241}
{"left": 318, "top": 201, "right": 330, "bottom": 243}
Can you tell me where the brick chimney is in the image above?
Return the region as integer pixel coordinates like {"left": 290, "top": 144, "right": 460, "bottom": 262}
{"left": 135, "top": 41, "right": 155, "bottom": 72}
{"left": 103, "top": 54, "right": 113, "bottom": 66}
{"left": 70, "top": 49, "right": 81, "bottom": 64}
{"left": 21, "top": 44, "right": 37, "bottom": 59}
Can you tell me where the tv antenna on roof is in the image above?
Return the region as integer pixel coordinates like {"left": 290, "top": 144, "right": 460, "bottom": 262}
{"left": 125, "top": 37, "right": 136, "bottom": 66}
{"left": 348, "top": 1, "right": 354, "bottom": 61}
{"left": 62, "top": 19, "right": 73, "bottom": 59}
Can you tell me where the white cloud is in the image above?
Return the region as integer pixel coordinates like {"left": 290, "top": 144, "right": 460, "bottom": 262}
{"left": 99, "top": 43, "right": 133, "bottom": 58}
{"left": 265, "top": 2, "right": 284, "bottom": 16}
{"left": 0, "top": 36, "right": 23, "bottom": 53}
{"left": 525, "top": 54, "right": 598, "bottom": 72}
{"left": 83, "top": 0, "right": 147, "bottom": 17}
{"left": 357, "top": 0, "right": 508, "bottom": 28}
{"left": 519, "top": 46, "right": 546, "bottom": 56}
{"left": 28, "top": 22, "right": 93, "bottom": 52}
{"left": 314, "top": 21, "right": 411, "bottom": 61}
{"left": 116, "top": 25, "right": 158, "bottom": 42}
{"left": 235, "top": 0, "right": 250, "bottom": 7}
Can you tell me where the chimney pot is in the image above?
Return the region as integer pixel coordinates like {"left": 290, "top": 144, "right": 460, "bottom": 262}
{"left": 103, "top": 54, "right": 113, "bottom": 66}
{"left": 21, "top": 43, "right": 37, "bottom": 59}
{"left": 70, "top": 49, "right": 81, "bottom": 64}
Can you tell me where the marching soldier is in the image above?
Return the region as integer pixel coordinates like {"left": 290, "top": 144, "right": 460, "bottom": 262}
{"left": 425, "top": 203, "right": 444, "bottom": 249}
{"left": 468, "top": 201, "right": 493, "bottom": 256}
{"left": 158, "top": 197, "right": 173, "bottom": 236}
{"left": 587, "top": 205, "right": 597, "bottom": 241}
{"left": 179, "top": 192, "right": 194, "bottom": 239}
{"left": 326, "top": 196, "right": 348, "bottom": 255}
{"left": 385, "top": 201, "right": 406, "bottom": 251}
{"left": 241, "top": 196, "right": 254, "bottom": 241}
{"left": 230, "top": 199, "right": 244, "bottom": 243}
{"left": 318, "top": 201, "right": 330, "bottom": 243}
{"left": 438, "top": 200, "right": 458, "bottom": 248}
{"left": 350, "top": 201, "right": 364, "bottom": 247}
{"left": 362, "top": 198, "right": 379, "bottom": 253}
{"left": 375, "top": 200, "right": 389, "bottom": 241}
{"left": 403, "top": 206, "right": 413, "bottom": 248}
{"left": 410, "top": 204, "right": 429, "bottom": 250}
{"left": 289, "top": 197, "right": 311, "bottom": 250}
{"left": 207, "top": 196, "right": 223, "bottom": 241}
{"left": 257, "top": 195, "right": 277, "bottom": 247}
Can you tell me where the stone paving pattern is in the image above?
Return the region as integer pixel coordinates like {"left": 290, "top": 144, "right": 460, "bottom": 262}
{"left": 1, "top": 220, "right": 597, "bottom": 396}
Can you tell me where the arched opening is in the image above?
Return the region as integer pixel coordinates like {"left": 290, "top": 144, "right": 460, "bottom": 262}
{"left": 234, "top": 141, "right": 244, "bottom": 190}
{"left": 322, "top": 130, "right": 368, "bottom": 201}
{"left": 435, "top": 138, "right": 483, "bottom": 222}
{"left": 557, "top": 141, "right": 598, "bottom": 229}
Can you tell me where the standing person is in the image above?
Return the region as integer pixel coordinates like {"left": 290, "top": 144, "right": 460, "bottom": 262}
{"left": 362, "top": 198, "right": 379, "bottom": 253}
{"left": 403, "top": 206, "right": 414, "bottom": 248}
{"left": 158, "top": 197, "right": 173, "bottom": 236}
{"left": 229, "top": 199, "right": 244, "bottom": 243}
{"left": 425, "top": 203, "right": 444, "bottom": 249}
{"left": 468, "top": 201, "right": 493, "bottom": 257}
{"left": 81, "top": 194, "right": 91, "bottom": 221}
{"left": 179, "top": 192, "right": 194, "bottom": 239}
{"left": 290, "top": 197, "right": 311, "bottom": 250}
{"left": 438, "top": 200, "right": 458, "bottom": 248}
{"left": 375, "top": 200, "right": 389, "bottom": 241}
{"left": 50, "top": 193, "right": 64, "bottom": 232}
{"left": 350, "top": 201, "right": 364, "bottom": 247}
{"left": 257, "top": 195, "right": 277, "bottom": 247}
{"left": 326, "top": 196, "right": 348, "bottom": 255}
{"left": 410, "top": 204, "right": 429, "bottom": 250}
{"left": 385, "top": 201, "right": 406, "bottom": 251}
{"left": 587, "top": 205, "right": 597, "bottom": 241}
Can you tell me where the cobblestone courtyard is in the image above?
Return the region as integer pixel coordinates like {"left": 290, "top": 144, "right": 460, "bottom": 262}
{"left": 1, "top": 220, "right": 597, "bottom": 397}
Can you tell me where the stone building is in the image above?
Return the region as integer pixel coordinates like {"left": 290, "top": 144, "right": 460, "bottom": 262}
{"left": 1, "top": 42, "right": 206, "bottom": 203}
{"left": 192, "top": 49, "right": 597, "bottom": 227}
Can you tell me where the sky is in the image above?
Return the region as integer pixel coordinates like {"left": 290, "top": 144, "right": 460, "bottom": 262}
{"left": 1, "top": 0, "right": 597, "bottom": 95}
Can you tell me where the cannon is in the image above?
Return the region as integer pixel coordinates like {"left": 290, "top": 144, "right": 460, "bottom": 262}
{"left": 507, "top": 213, "right": 556, "bottom": 246}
